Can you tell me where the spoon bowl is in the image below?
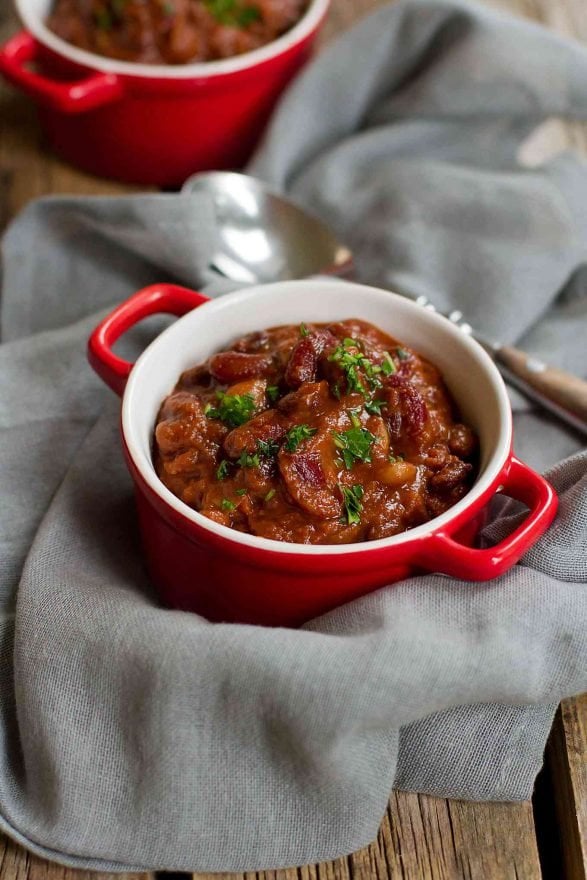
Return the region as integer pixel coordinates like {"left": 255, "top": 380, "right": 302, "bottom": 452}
{"left": 182, "top": 171, "right": 352, "bottom": 285}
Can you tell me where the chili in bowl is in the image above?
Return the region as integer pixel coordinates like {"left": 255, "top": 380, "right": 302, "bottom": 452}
{"left": 47, "top": 0, "right": 309, "bottom": 64}
{"left": 88, "top": 279, "right": 557, "bottom": 627}
{"left": 154, "top": 319, "right": 479, "bottom": 545}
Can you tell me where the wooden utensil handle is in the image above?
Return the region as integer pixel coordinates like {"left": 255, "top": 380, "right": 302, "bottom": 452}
{"left": 496, "top": 345, "right": 587, "bottom": 429}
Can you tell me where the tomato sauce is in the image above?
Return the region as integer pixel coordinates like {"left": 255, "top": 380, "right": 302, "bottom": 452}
{"left": 153, "top": 320, "right": 478, "bottom": 544}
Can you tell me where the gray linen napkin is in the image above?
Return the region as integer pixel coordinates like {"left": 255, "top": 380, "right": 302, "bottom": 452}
{"left": 1, "top": 0, "right": 587, "bottom": 871}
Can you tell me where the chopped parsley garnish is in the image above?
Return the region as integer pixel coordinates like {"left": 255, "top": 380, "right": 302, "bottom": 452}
{"left": 221, "top": 499, "right": 236, "bottom": 511}
{"left": 365, "top": 398, "right": 383, "bottom": 415}
{"left": 348, "top": 408, "right": 362, "bottom": 428}
{"left": 339, "top": 484, "right": 364, "bottom": 525}
{"left": 237, "top": 450, "right": 260, "bottom": 468}
{"left": 95, "top": 8, "right": 113, "bottom": 29}
{"left": 264, "top": 488, "right": 276, "bottom": 502}
{"left": 396, "top": 347, "right": 410, "bottom": 361}
{"left": 235, "top": 488, "right": 247, "bottom": 496}
{"left": 216, "top": 460, "right": 230, "bottom": 481}
{"left": 388, "top": 453, "right": 405, "bottom": 462}
{"left": 257, "top": 438, "right": 280, "bottom": 457}
{"left": 381, "top": 351, "right": 396, "bottom": 376}
{"left": 332, "top": 427, "right": 376, "bottom": 469}
{"left": 267, "top": 385, "right": 280, "bottom": 404}
{"left": 331, "top": 382, "right": 341, "bottom": 400}
{"left": 299, "top": 322, "right": 309, "bottom": 337}
{"left": 204, "top": 0, "right": 260, "bottom": 26}
{"left": 236, "top": 4, "right": 260, "bottom": 24}
{"left": 283, "top": 424, "right": 317, "bottom": 453}
{"left": 205, "top": 391, "right": 256, "bottom": 428}
{"left": 328, "top": 338, "right": 383, "bottom": 395}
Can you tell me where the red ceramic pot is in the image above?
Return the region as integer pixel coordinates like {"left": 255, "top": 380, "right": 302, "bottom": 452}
{"left": 0, "top": 0, "right": 329, "bottom": 186}
{"left": 88, "top": 279, "right": 558, "bottom": 627}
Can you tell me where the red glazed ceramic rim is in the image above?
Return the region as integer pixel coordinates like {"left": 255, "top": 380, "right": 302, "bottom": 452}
{"left": 120, "top": 279, "right": 513, "bottom": 557}
{"left": 16, "top": 0, "right": 330, "bottom": 79}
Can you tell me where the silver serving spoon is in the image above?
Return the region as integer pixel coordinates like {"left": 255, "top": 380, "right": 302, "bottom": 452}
{"left": 182, "top": 171, "right": 587, "bottom": 438}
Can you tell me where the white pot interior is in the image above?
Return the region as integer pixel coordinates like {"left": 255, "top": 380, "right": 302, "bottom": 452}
{"left": 16, "top": 0, "right": 330, "bottom": 79}
{"left": 123, "top": 280, "right": 512, "bottom": 555}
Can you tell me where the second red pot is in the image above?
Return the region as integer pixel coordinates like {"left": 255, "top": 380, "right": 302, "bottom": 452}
{"left": 0, "top": 0, "right": 329, "bottom": 185}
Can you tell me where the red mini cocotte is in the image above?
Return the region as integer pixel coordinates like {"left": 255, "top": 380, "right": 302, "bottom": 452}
{"left": 88, "top": 280, "right": 558, "bottom": 627}
{"left": 0, "top": 0, "right": 330, "bottom": 185}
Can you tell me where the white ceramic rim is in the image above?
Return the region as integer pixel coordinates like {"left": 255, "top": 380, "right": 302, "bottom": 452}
{"left": 16, "top": 0, "right": 330, "bottom": 79}
{"left": 122, "top": 280, "right": 512, "bottom": 556}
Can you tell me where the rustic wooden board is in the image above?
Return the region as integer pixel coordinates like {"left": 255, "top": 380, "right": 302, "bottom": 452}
{"left": 0, "top": 832, "right": 153, "bottom": 880}
{"left": 547, "top": 697, "right": 587, "bottom": 880}
{"left": 190, "top": 794, "right": 542, "bottom": 880}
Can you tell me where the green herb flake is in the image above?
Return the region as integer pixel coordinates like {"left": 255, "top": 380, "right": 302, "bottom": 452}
{"left": 299, "top": 322, "right": 309, "bottom": 337}
{"left": 332, "top": 427, "right": 376, "bottom": 469}
{"left": 205, "top": 0, "right": 235, "bottom": 23}
{"left": 328, "top": 338, "right": 383, "bottom": 395}
{"left": 396, "top": 347, "right": 410, "bottom": 361}
{"left": 237, "top": 450, "right": 260, "bottom": 469}
{"left": 235, "top": 488, "right": 247, "bottom": 496}
{"left": 257, "top": 438, "right": 280, "bottom": 458}
{"left": 264, "top": 488, "right": 276, "bottom": 502}
{"left": 381, "top": 351, "right": 396, "bottom": 376}
{"left": 216, "top": 460, "right": 230, "bottom": 481}
{"left": 95, "top": 8, "right": 113, "bottom": 29}
{"left": 221, "top": 499, "right": 236, "bottom": 511}
{"left": 237, "top": 4, "right": 260, "bottom": 24}
{"left": 205, "top": 0, "right": 259, "bottom": 26}
{"left": 283, "top": 424, "right": 317, "bottom": 453}
{"left": 365, "top": 398, "right": 383, "bottom": 416}
{"left": 267, "top": 385, "right": 280, "bottom": 404}
{"left": 331, "top": 382, "right": 341, "bottom": 400}
{"left": 348, "top": 408, "right": 362, "bottom": 429}
{"left": 339, "top": 484, "right": 364, "bottom": 525}
{"left": 206, "top": 391, "right": 255, "bottom": 428}
{"left": 388, "top": 452, "right": 405, "bottom": 463}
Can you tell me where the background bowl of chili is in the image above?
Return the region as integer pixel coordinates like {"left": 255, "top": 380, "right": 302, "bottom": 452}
{"left": 0, "top": 0, "right": 329, "bottom": 185}
{"left": 88, "top": 279, "right": 558, "bottom": 627}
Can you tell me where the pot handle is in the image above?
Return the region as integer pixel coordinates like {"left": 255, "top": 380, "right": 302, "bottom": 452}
{"left": 422, "top": 456, "right": 558, "bottom": 580}
{"left": 88, "top": 284, "right": 210, "bottom": 396}
{"left": 0, "top": 31, "right": 123, "bottom": 112}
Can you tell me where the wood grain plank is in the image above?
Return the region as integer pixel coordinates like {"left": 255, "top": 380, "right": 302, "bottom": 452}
{"left": 0, "top": 832, "right": 153, "bottom": 880}
{"left": 191, "top": 793, "right": 542, "bottom": 880}
{"left": 546, "top": 698, "right": 587, "bottom": 880}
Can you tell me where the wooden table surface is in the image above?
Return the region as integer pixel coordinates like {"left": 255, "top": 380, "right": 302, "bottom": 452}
{"left": 0, "top": 0, "right": 585, "bottom": 877}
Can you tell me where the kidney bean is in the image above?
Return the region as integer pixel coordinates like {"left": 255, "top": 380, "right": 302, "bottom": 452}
{"left": 285, "top": 329, "right": 337, "bottom": 389}
{"left": 155, "top": 393, "right": 208, "bottom": 455}
{"left": 177, "top": 364, "right": 211, "bottom": 389}
{"left": 449, "top": 423, "right": 478, "bottom": 458}
{"left": 208, "top": 351, "right": 273, "bottom": 384}
{"left": 233, "top": 330, "right": 270, "bottom": 353}
{"left": 429, "top": 459, "right": 472, "bottom": 494}
{"left": 384, "top": 379, "right": 428, "bottom": 439}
